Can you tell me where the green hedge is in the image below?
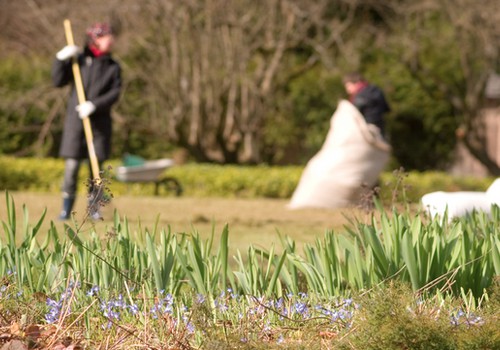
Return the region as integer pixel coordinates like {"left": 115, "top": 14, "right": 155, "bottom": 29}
{"left": 0, "top": 156, "right": 494, "bottom": 203}
{"left": 0, "top": 156, "right": 65, "bottom": 193}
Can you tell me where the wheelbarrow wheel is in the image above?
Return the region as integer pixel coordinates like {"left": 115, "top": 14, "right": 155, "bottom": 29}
{"left": 155, "top": 177, "right": 183, "bottom": 196}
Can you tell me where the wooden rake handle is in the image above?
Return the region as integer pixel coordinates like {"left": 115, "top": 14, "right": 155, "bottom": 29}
{"left": 63, "top": 19, "right": 101, "bottom": 182}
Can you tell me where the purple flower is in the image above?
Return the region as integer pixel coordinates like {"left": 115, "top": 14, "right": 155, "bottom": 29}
{"left": 293, "top": 301, "right": 309, "bottom": 318}
{"left": 129, "top": 303, "right": 139, "bottom": 315}
{"left": 150, "top": 293, "right": 174, "bottom": 317}
{"left": 183, "top": 315, "right": 195, "bottom": 334}
{"left": 45, "top": 298, "right": 62, "bottom": 324}
{"left": 195, "top": 293, "right": 205, "bottom": 304}
{"left": 86, "top": 285, "right": 99, "bottom": 297}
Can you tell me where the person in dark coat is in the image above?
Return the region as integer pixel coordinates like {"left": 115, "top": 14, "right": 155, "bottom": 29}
{"left": 343, "top": 72, "right": 390, "bottom": 136}
{"left": 52, "top": 22, "right": 122, "bottom": 220}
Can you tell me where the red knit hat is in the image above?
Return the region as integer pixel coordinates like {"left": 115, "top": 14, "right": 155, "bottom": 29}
{"left": 86, "top": 23, "right": 112, "bottom": 42}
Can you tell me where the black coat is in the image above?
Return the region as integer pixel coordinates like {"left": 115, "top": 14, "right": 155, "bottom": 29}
{"left": 352, "top": 84, "right": 390, "bottom": 134}
{"left": 52, "top": 47, "right": 121, "bottom": 160}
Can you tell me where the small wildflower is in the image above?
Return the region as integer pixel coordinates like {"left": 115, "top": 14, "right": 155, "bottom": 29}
{"left": 151, "top": 293, "right": 175, "bottom": 317}
{"left": 227, "top": 288, "right": 238, "bottom": 299}
{"left": 182, "top": 315, "right": 196, "bottom": 334}
{"left": 195, "top": 293, "right": 205, "bottom": 304}
{"left": 467, "top": 315, "right": 484, "bottom": 326}
{"left": 293, "top": 301, "right": 309, "bottom": 318}
{"left": 68, "top": 280, "right": 81, "bottom": 289}
{"left": 45, "top": 298, "right": 62, "bottom": 324}
{"left": 214, "top": 295, "right": 228, "bottom": 312}
{"left": 0, "top": 285, "right": 7, "bottom": 299}
{"left": 112, "top": 294, "right": 126, "bottom": 309}
{"left": 128, "top": 303, "right": 139, "bottom": 316}
{"left": 87, "top": 285, "right": 99, "bottom": 297}
{"left": 343, "top": 298, "right": 353, "bottom": 307}
{"left": 274, "top": 297, "right": 284, "bottom": 310}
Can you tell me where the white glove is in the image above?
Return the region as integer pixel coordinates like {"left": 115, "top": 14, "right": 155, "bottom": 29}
{"left": 56, "top": 45, "right": 80, "bottom": 61}
{"left": 75, "top": 101, "right": 96, "bottom": 119}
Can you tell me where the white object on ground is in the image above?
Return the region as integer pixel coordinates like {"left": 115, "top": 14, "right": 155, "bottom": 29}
{"left": 421, "top": 178, "right": 500, "bottom": 221}
{"left": 288, "top": 99, "right": 391, "bottom": 209}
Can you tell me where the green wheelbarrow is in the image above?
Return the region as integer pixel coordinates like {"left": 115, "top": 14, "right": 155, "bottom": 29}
{"left": 115, "top": 154, "right": 183, "bottom": 196}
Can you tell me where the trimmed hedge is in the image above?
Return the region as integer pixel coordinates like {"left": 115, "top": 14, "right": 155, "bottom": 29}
{"left": 0, "top": 156, "right": 64, "bottom": 193}
{"left": 0, "top": 156, "right": 494, "bottom": 203}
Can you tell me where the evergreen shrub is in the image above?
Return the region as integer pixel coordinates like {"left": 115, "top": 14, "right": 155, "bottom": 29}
{"left": 0, "top": 156, "right": 494, "bottom": 202}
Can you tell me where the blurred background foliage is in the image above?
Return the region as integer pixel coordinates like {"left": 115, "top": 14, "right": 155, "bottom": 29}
{"left": 0, "top": 156, "right": 494, "bottom": 204}
{"left": 0, "top": 0, "right": 498, "bottom": 172}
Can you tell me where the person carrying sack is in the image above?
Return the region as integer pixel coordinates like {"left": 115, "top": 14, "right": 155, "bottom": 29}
{"left": 52, "top": 22, "right": 122, "bottom": 220}
{"left": 343, "top": 72, "right": 390, "bottom": 137}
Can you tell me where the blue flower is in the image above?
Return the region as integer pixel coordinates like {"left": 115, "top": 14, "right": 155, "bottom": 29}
{"left": 45, "top": 298, "right": 62, "bottom": 324}
{"left": 293, "top": 301, "right": 309, "bottom": 318}
{"left": 128, "top": 303, "right": 139, "bottom": 316}
{"left": 150, "top": 293, "right": 175, "bottom": 317}
{"left": 215, "top": 299, "right": 228, "bottom": 312}
{"left": 86, "top": 285, "right": 99, "bottom": 297}
{"left": 183, "top": 315, "right": 195, "bottom": 334}
{"left": 195, "top": 293, "right": 205, "bottom": 304}
{"left": 274, "top": 297, "right": 284, "bottom": 310}
{"left": 343, "top": 298, "right": 353, "bottom": 307}
{"left": 112, "top": 294, "right": 126, "bottom": 309}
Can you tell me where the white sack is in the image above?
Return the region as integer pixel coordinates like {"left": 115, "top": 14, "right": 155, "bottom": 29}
{"left": 421, "top": 178, "right": 500, "bottom": 221}
{"left": 288, "top": 100, "right": 391, "bottom": 209}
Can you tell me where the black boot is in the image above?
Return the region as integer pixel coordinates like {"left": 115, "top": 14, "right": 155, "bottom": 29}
{"left": 58, "top": 197, "right": 75, "bottom": 221}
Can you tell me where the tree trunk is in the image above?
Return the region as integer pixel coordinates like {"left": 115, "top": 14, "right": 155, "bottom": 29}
{"left": 462, "top": 112, "right": 500, "bottom": 176}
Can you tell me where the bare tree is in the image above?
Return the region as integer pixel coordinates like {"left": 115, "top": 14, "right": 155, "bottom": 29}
{"left": 125, "top": 0, "right": 289, "bottom": 163}
{"left": 123, "top": 0, "right": 362, "bottom": 163}
{"left": 1, "top": 0, "right": 364, "bottom": 162}
{"left": 12, "top": 0, "right": 496, "bottom": 171}
{"left": 0, "top": 0, "right": 134, "bottom": 156}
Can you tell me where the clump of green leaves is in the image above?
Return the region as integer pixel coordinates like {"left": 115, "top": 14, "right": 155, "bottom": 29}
{"left": 1, "top": 191, "right": 499, "bottom": 300}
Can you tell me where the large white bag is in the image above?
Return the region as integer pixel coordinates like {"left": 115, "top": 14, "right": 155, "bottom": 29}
{"left": 421, "top": 178, "right": 500, "bottom": 221}
{"left": 288, "top": 100, "right": 391, "bottom": 209}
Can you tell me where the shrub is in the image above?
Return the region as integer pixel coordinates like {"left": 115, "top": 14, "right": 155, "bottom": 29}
{"left": 0, "top": 156, "right": 495, "bottom": 202}
{"left": 0, "top": 156, "right": 64, "bottom": 192}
